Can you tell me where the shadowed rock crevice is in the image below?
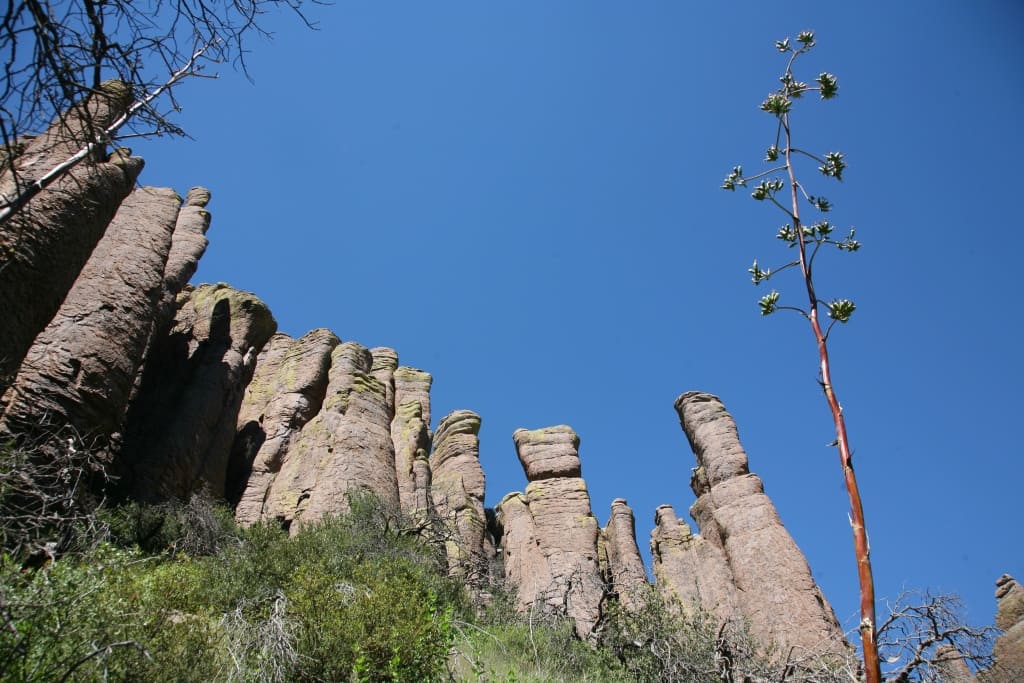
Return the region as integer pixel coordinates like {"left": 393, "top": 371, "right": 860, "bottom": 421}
{"left": 118, "top": 284, "right": 276, "bottom": 502}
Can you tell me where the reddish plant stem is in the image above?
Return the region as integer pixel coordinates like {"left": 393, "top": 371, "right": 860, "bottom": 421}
{"left": 783, "top": 116, "right": 881, "bottom": 683}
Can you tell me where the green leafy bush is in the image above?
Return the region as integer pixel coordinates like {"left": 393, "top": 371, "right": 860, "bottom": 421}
{"left": 0, "top": 544, "right": 225, "bottom": 682}
{"left": 452, "top": 592, "right": 625, "bottom": 682}
{"left": 1, "top": 493, "right": 464, "bottom": 681}
{"left": 101, "top": 491, "right": 240, "bottom": 556}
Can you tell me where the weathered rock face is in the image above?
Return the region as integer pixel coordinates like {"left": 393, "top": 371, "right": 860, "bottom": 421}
{"left": 674, "top": 391, "right": 844, "bottom": 654}
{"left": 649, "top": 503, "right": 737, "bottom": 620}
{"left": 0, "top": 82, "right": 142, "bottom": 387}
{"left": 496, "top": 426, "right": 604, "bottom": 639}
{"left": 934, "top": 644, "right": 977, "bottom": 683}
{"left": 262, "top": 342, "right": 399, "bottom": 528}
{"left": 230, "top": 329, "right": 340, "bottom": 524}
{"left": 391, "top": 367, "right": 433, "bottom": 517}
{"left": 118, "top": 284, "right": 276, "bottom": 501}
{"left": 370, "top": 347, "right": 398, "bottom": 423}
{"left": 431, "top": 410, "right": 487, "bottom": 583}
{"left": 394, "top": 366, "right": 432, "bottom": 429}
{"left": 157, "top": 187, "right": 212, "bottom": 328}
{"left": 0, "top": 187, "right": 181, "bottom": 445}
{"left": 495, "top": 491, "right": 552, "bottom": 611}
{"left": 599, "top": 499, "right": 649, "bottom": 611}
{"left": 986, "top": 574, "right": 1024, "bottom": 682}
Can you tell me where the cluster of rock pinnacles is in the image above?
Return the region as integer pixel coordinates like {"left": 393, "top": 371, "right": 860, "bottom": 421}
{"left": 2, "top": 87, "right": 1019, "bottom": 670}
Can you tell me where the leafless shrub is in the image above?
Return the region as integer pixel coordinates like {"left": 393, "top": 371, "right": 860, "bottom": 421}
{"left": 166, "top": 490, "right": 240, "bottom": 556}
{"left": 878, "top": 589, "right": 999, "bottom": 682}
{"left": 220, "top": 591, "right": 300, "bottom": 683}
{"left": 1, "top": 0, "right": 317, "bottom": 143}
{"left": 0, "top": 0, "right": 319, "bottom": 223}
{"left": 0, "top": 425, "right": 110, "bottom": 556}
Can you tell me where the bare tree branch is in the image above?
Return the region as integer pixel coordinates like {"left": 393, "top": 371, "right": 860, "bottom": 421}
{"left": 877, "top": 589, "right": 998, "bottom": 682}
{"left": 0, "top": 44, "right": 208, "bottom": 224}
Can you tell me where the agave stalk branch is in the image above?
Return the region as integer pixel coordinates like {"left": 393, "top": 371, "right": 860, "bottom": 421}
{"left": 782, "top": 113, "right": 881, "bottom": 683}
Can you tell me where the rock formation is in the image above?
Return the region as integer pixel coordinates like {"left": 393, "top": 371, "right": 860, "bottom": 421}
{"left": 986, "top": 574, "right": 1024, "bottom": 682}
{"left": 934, "top": 644, "right": 977, "bottom": 683}
{"left": 230, "top": 329, "right": 340, "bottom": 524}
{"left": 391, "top": 367, "right": 433, "bottom": 517}
{"left": 156, "top": 187, "right": 212, "bottom": 332}
{"left": 431, "top": 410, "right": 487, "bottom": 584}
{"left": 370, "top": 347, "right": 399, "bottom": 422}
{"left": 674, "top": 391, "right": 844, "bottom": 655}
{"left": 599, "top": 499, "right": 648, "bottom": 611}
{"left": 0, "top": 187, "right": 182, "bottom": 446}
{"left": 0, "top": 97, "right": 876, "bottom": 657}
{"left": 495, "top": 426, "right": 604, "bottom": 638}
{"left": 261, "top": 342, "right": 399, "bottom": 528}
{"left": 650, "top": 503, "right": 737, "bottom": 620}
{"left": 118, "top": 283, "right": 277, "bottom": 501}
{"left": 0, "top": 82, "right": 142, "bottom": 387}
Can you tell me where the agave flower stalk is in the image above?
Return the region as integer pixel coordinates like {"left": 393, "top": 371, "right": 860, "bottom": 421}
{"left": 723, "top": 31, "right": 881, "bottom": 683}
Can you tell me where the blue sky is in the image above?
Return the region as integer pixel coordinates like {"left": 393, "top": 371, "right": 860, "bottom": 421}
{"left": 136, "top": 2, "right": 1023, "bottom": 632}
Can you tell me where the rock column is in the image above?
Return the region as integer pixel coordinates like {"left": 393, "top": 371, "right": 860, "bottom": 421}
{"left": 119, "top": 284, "right": 277, "bottom": 501}
{"left": 0, "top": 187, "right": 182, "bottom": 445}
{"left": 431, "top": 410, "right": 487, "bottom": 584}
{"left": 0, "top": 82, "right": 142, "bottom": 386}
{"left": 989, "top": 574, "right": 1024, "bottom": 681}
{"left": 496, "top": 426, "right": 604, "bottom": 638}
{"left": 391, "top": 367, "right": 433, "bottom": 517}
{"left": 599, "top": 498, "right": 649, "bottom": 611}
{"left": 263, "top": 342, "right": 400, "bottom": 528}
{"left": 674, "top": 391, "right": 844, "bottom": 654}
{"left": 649, "top": 504, "right": 737, "bottom": 620}
{"left": 230, "top": 329, "right": 339, "bottom": 523}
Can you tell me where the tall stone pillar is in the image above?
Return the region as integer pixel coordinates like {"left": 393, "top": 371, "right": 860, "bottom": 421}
{"left": 496, "top": 425, "right": 604, "bottom": 638}
{"left": 675, "top": 391, "right": 844, "bottom": 654}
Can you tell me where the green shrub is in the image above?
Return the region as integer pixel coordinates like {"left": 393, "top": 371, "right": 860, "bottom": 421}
{"left": 0, "top": 544, "right": 225, "bottom": 682}
{"left": 452, "top": 592, "right": 625, "bottom": 682}
{"left": 101, "top": 492, "right": 240, "bottom": 556}
{"left": 0, "top": 493, "right": 466, "bottom": 682}
{"left": 600, "top": 587, "right": 854, "bottom": 682}
{"left": 289, "top": 556, "right": 454, "bottom": 682}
